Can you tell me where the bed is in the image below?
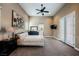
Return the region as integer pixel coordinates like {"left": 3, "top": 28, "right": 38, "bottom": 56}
{"left": 17, "top": 32, "right": 44, "bottom": 46}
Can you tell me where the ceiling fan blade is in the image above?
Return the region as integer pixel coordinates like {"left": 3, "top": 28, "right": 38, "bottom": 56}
{"left": 42, "top": 7, "right": 46, "bottom": 11}
{"left": 43, "top": 11, "right": 49, "bottom": 13}
{"left": 36, "top": 9, "right": 40, "bottom": 11}
{"left": 37, "top": 12, "right": 41, "bottom": 14}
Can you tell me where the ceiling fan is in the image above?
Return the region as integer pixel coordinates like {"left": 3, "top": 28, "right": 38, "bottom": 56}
{"left": 36, "top": 4, "right": 49, "bottom": 15}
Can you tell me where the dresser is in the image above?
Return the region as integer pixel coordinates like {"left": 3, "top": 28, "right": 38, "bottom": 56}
{"left": 0, "top": 38, "right": 17, "bottom": 56}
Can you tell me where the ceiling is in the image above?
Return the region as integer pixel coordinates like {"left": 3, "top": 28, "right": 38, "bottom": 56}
{"left": 19, "top": 3, "right": 65, "bottom": 16}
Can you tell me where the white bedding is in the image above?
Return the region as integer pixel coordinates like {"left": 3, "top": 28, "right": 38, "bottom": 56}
{"left": 20, "top": 35, "right": 43, "bottom": 41}
{"left": 17, "top": 33, "right": 44, "bottom": 46}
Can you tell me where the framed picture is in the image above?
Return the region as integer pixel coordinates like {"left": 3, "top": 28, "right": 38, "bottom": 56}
{"left": 12, "top": 10, "right": 24, "bottom": 28}
{"left": 30, "top": 26, "right": 38, "bottom": 31}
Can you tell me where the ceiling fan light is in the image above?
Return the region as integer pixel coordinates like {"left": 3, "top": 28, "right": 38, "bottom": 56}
{"left": 41, "top": 4, "right": 43, "bottom": 6}
{"left": 42, "top": 13, "right": 44, "bottom": 15}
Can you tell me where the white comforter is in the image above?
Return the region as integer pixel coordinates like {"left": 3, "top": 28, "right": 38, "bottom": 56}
{"left": 20, "top": 35, "right": 44, "bottom": 41}
{"left": 17, "top": 33, "right": 44, "bottom": 46}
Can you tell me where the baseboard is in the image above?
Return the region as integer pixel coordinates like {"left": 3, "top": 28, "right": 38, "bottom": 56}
{"left": 52, "top": 37, "right": 79, "bottom": 52}
{"left": 52, "top": 36, "right": 59, "bottom": 40}
{"left": 74, "top": 47, "right": 79, "bottom": 51}
{"left": 44, "top": 36, "right": 59, "bottom": 40}
{"left": 45, "top": 36, "right": 79, "bottom": 52}
{"left": 44, "top": 36, "right": 53, "bottom": 38}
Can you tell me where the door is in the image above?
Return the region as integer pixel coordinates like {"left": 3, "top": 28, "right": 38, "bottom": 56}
{"left": 65, "top": 11, "right": 75, "bottom": 47}
{"left": 38, "top": 24, "right": 44, "bottom": 35}
{"left": 58, "top": 17, "right": 65, "bottom": 42}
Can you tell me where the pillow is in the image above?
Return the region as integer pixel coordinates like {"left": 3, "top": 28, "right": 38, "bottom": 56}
{"left": 28, "top": 31, "right": 39, "bottom": 35}
{"left": 17, "top": 32, "right": 28, "bottom": 38}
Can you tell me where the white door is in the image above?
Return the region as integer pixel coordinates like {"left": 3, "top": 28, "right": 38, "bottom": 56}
{"left": 59, "top": 17, "right": 65, "bottom": 42}
{"left": 38, "top": 24, "right": 44, "bottom": 35}
{"left": 65, "top": 11, "right": 75, "bottom": 47}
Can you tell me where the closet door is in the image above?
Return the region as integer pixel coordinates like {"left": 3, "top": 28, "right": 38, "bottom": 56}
{"left": 65, "top": 11, "right": 75, "bottom": 47}
{"left": 58, "top": 17, "right": 65, "bottom": 42}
